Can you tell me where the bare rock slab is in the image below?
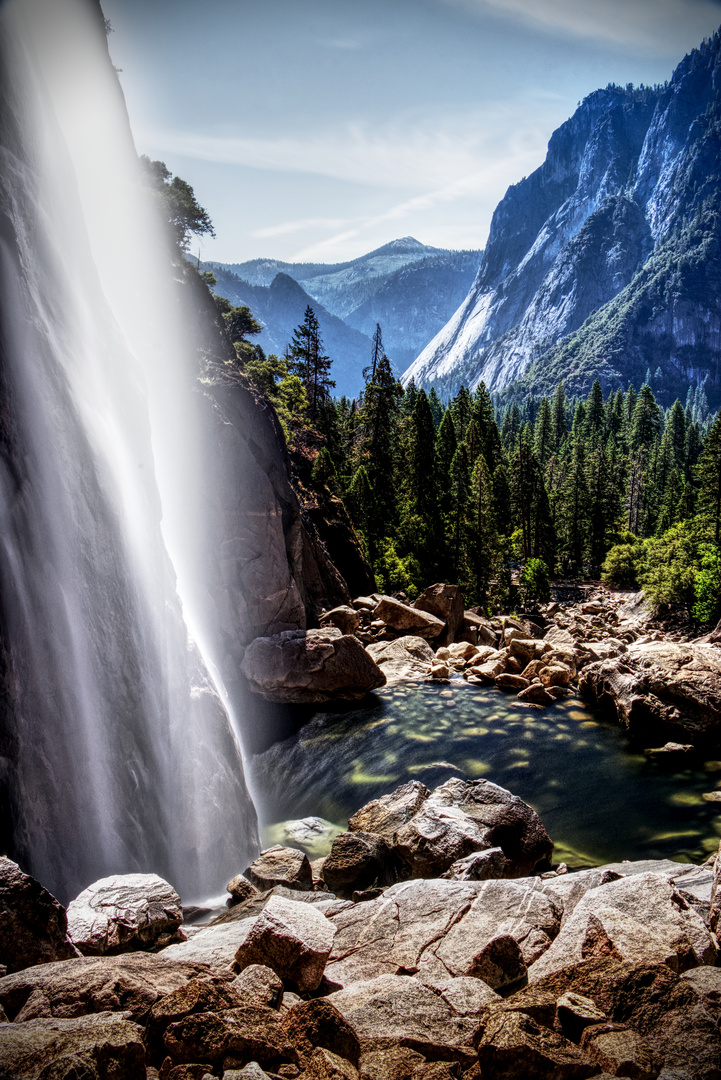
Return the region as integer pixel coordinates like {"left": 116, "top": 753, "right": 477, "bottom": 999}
{"left": 0, "top": 856, "right": 78, "bottom": 974}
{"left": 474, "top": 1010, "right": 599, "bottom": 1079}
{"left": 348, "top": 781, "right": 430, "bottom": 842}
{"left": 233, "top": 895, "right": 336, "bottom": 993}
{"left": 528, "top": 871, "right": 716, "bottom": 982}
{"left": 241, "top": 628, "right": 385, "bottom": 704}
{"left": 0, "top": 952, "right": 213, "bottom": 1024}
{"left": 0, "top": 1011, "right": 146, "bottom": 1079}
{"left": 161, "top": 918, "right": 258, "bottom": 973}
{"left": 66, "top": 873, "right": 183, "bottom": 955}
{"left": 326, "top": 974, "right": 477, "bottom": 1062}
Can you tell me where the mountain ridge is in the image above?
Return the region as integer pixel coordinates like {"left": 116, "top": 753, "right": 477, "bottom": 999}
{"left": 404, "top": 30, "right": 721, "bottom": 406}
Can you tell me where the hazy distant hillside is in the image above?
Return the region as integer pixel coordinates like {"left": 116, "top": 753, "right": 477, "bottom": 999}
{"left": 208, "top": 237, "right": 482, "bottom": 394}
{"left": 208, "top": 267, "right": 373, "bottom": 398}
{"left": 406, "top": 30, "right": 721, "bottom": 407}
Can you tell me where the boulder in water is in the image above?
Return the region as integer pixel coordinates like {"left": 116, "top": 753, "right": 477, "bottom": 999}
{"left": 365, "top": 636, "right": 435, "bottom": 684}
{"left": 579, "top": 641, "right": 721, "bottom": 744}
{"left": 66, "top": 873, "right": 183, "bottom": 955}
{"left": 240, "top": 628, "right": 385, "bottom": 703}
{"left": 246, "top": 846, "right": 313, "bottom": 893}
{"left": 392, "top": 777, "right": 553, "bottom": 879}
{"left": 348, "top": 781, "right": 430, "bottom": 842}
{"left": 0, "top": 856, "right": 78, "bottom": 973}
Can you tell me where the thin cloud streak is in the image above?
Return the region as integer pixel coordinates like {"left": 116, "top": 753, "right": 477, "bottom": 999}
{"left": 139, "top": 105, "right": 554, "bottom": 196}
{"left": 443, "top": 0, "right": 721, "bottom": 52}
{"left": 252, "top": 217, "right": 348, "bottom": 239}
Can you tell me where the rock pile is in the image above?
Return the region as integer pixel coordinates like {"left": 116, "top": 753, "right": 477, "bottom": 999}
{"left": 1, "top": 794, "right": 720, "bottom": 1079}
{"left": 242, "top": 582, "right": 721, "bottom": 747}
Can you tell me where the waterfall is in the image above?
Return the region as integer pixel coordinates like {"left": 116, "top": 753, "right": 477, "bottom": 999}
{"left": 0, "top": 0, "right": 258, "bottom": 903}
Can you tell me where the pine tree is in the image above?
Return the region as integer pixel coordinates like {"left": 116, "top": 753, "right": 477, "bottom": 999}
{"left": 345, "top": 465, "right": 382, "bottom": 559}
{"left": 630, "top": 384, "right": 661, "bottom": 452}
{"left": 552, "top": 381, "right": 568, "bottom": 450}
{"left": 501, "top": 403, "right": 521, "bottom": 447}
{"left": 534, "top": 397, "right": 554, "bottom": 464}
{"left": 559, "top": 439, "right": 590, "bottom": 574}
{"left": 473, "top": 381, "right": 502, "bottom": 473}
{"left": 585, "top": 380, "right": 605, "bottom": 442}
{"left": 697, "top": 410, "right": 721, "bottom": 543}
{"left": 398, "top": 390, "right": 443, "bottom": 580}
{"left": 428, "top": 387, "right": 444, "bottom": 429}
{"left": 451, "top": 386, "right": 473, "bottom": 442}
{"left": 435, "top": 409, "right": 458, "bottom": 518}
{"left": 664, "top": 399, "right": 687, "bottom": 466}
{"left": 288, "top": 306, "right": 334, "bottom": 420}
{"left": 359, "top": 352, "right": 399, "bottom": 524}
{"left": 464, "top": 418, "right": 482, "bottom": 469}
{"left": 448, "top": 445, "right": 472, "bottom": 586}
{"left": 469, "top": 455, "right": 499, "bottom": 604}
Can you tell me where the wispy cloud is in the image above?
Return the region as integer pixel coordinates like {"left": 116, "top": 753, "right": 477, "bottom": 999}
{"left": 289, "top": 133, "right": 546, "bottom": 260}
{"left": 252, "top": 217, "right": 348, "bottom": 239}
{"left": 140, "top": 104, "right": 553, "bottom": 196}
{"left": 319, "top": 36, "right": 364, "bottom": 50}
{"left": 442, "top": 0, "right": 721, "bottom": 52}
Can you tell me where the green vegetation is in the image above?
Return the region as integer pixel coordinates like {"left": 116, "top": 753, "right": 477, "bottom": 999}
{"left": 140, "top": 156, "right": 215, "bottom": 252}
{"left": 202, "top": 268, "right": 721, "bottom": 623}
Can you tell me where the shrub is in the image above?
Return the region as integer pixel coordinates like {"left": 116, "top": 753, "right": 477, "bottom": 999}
{"left": 519, "top": 558, "right": 550, "bottom": 607}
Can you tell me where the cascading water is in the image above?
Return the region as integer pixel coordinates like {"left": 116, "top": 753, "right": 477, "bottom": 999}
{"left": 0, "top": 0, "right": 258, "bottom": 903}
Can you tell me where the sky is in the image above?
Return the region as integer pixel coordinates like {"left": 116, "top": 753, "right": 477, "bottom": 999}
{"left": 102, "top": 0, "right": 721, "bottom": 265}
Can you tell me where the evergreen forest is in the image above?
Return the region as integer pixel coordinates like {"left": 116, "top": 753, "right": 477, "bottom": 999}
{"left": 215, "top": 291, "right": 721, "bottom": 627}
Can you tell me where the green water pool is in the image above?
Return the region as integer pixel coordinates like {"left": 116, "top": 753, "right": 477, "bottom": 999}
{"left": 248, "top": 679, "right": 721, "bottom": 868}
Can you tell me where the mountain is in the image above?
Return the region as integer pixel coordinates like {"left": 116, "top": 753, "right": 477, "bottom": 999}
{"left": 207, "top": 238, "right": 481, "bottom": 394}
{"left": 405, "top": 30, "right": 721, "bottom": 406}
{"left": 208, "top": 266, "right": 374, "bottom": 398}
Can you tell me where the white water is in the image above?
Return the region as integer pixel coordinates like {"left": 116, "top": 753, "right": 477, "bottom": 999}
{"left": 0, "top": 0, "right": 258, "bottom": 902}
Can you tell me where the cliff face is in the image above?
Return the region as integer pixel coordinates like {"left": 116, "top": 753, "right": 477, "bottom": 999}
{"left": 405, "top": 31, "right": 721, "bottom": 403}
{"left": 176, "top": 272, "right": 362, "bottom": 716}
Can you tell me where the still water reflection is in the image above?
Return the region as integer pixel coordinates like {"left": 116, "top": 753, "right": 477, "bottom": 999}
{"left": 249, "top": 679, "right": 721, "bottom": 868}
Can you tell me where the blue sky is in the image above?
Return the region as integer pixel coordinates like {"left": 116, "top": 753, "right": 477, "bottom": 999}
{"left": 102, "top": 0, "right": 721, "bottom": 264}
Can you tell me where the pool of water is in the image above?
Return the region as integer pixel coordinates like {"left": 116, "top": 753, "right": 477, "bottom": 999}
{"left": 248, "top": 679, "right": 721, "bottom": 869}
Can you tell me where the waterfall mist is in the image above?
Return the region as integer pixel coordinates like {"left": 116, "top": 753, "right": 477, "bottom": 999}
{"left": 0, "top": 0, "right": 258, "bottom": 903}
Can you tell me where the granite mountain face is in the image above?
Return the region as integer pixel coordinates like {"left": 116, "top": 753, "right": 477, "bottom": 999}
{"left": 404, "top": 31, "right": 721, "bottom": 406}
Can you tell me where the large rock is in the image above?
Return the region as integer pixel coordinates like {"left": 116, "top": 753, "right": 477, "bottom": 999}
{"left": 0, "top": 1011, "right": 146, "bottom": 1079}
{"left": 365, "top": 637, "right": 435, "bottom": 685}
{"left": 246, "top": 846, "right": 313, "bottom": 892}
{"left": 320, "top": 606, "right": 361, "bottom": 635}
{"left": 66, "top": 873, "right": 183, "bottom": 955}
{"left": 348, "top": 781, "right": 430, "bottom": 842}
{"left": 528, "top": 872, "right": 716, "bottom": 982}
{"left": 161, "top": 918, "right": 258, "bottom": 973}
{"left": 240, "top": 628, "right": 385, "bottom": 703}
{"left": 232, "top": 895, "right": 336, "bottom": 993}
{"left": 579, "top": 641, "right": 721, "bottom": 744}
{"left": 322, "top": 832, "right": 396, "bottom": 897}
{"left": 281, "top": 998, "right": 361, "bottom": 1066}
{"left": 0, "top": 857, "right": 78, "bottom": 974}
{"left": 474, "top": 1009, "right": 599, "bottom": 1079}
{"left": 146, "top": 974, "right": 244, "bottom": 1059}
{"left": 326, "top": 974, "right": 477, "bottom": 1063}
{"left": 162, "top": 1004, "right": 299, "bottom": 1069}
{"left": 392, "top": 778, "right": 553, "bottom": 879}
{"left": 412, "top": 584, "right": 465, "bottom": 647}
{"left": 0, "top": 952, "right": 211, "bottom": 1024}
{"left": 373, "top": 597, "right": 445, "bottom": 640}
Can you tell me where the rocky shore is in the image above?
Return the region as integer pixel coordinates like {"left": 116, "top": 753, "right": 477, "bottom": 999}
{"left": 241, "top": 583, "right": 721, "bottom": 749}
{"left": 1, "top": 772, "right": 720, "bottom": 1080}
